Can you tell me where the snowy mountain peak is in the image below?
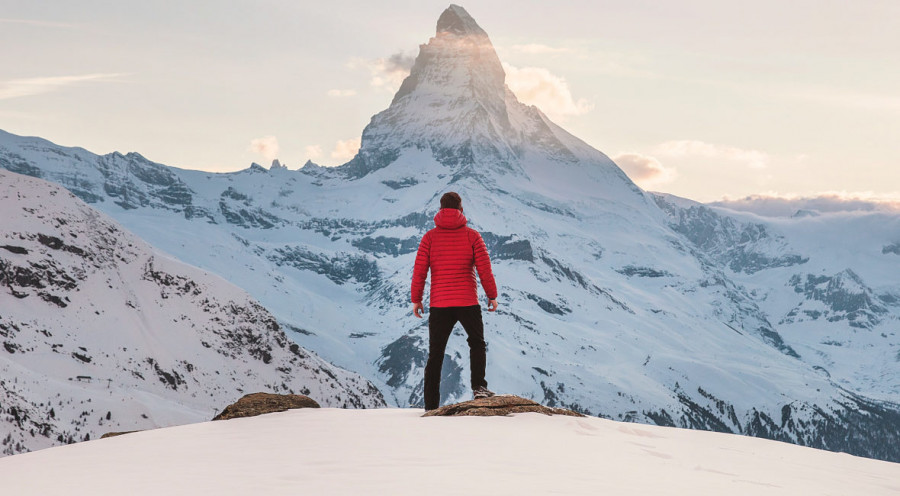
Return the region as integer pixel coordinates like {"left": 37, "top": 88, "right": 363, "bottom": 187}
{"left": 391, "top": 4, "right": 504, "bottom": 108}
{"left": 5, "top": 4, "right": 900, "bottom": 464}
{"left": 436, "top": 4, "right": 487, "bottom": 37}
{"left": 334, "top": 4, "right": 636, "bottom": 195}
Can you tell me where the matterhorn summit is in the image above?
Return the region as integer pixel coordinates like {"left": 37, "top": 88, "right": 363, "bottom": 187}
{"left": 335, "top": 5, "right": 640, "bottom": 208}
{"left": 2, "top": 5, "right": 900, "bottom": 462}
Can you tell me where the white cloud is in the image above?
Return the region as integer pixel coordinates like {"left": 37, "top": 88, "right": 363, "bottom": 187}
{"left": 656, "top": 140, "right": 770, "bottom": 169}
{"left": 304, "top": 145, "right": 323, "bottom": 160}
{"left": 349, "top": 51, "right": 416, "bottom": 93}
{"left": 612, "top": 152, "right": 677, "bottom": 187}
{"left": 0, "top": 73, "right": 127, "bottom": 100}
{"left": 502, "top": 62, "right": 593, "bottom": 121}
{"left": 249, "top": 136, "right": 279, "bottom": 161}
{"left": 510, "top": 44, "right": 569, "bottom": 54}
{"left": 711, "top": 192, "right": 900, "bottom": 217}
{"left": 331, "top": 138, "right": 361, "bottom": 162}
{"left": 506, "top": 43, "right": 654, "bottom": 79}
{"left": 326, "top": 89, "right": 356, "bottom": 97}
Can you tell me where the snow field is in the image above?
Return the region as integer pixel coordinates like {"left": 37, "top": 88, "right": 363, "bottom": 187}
{"left": 1, "top": 408, "right": 898, "bottom": 495}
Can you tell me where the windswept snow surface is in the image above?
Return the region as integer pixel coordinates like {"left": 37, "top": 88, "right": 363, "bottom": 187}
{"left": 0, "top": 408, "right": 898, "bottom": 496}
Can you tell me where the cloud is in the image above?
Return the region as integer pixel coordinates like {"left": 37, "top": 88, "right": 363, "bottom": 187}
{"left": 349, "top": 51, "right": 416, "bottom": 92}
{"left": 502, "top": 63, "right": 593, "bottom": 121}
{"left": 656, "top": 140, "right": 770, "bottom": 169}
{"left": 326, "top": 89, "right": 356, "bottom": 97}
{"left": 383, "top": 52, "right": 416, "bottom": 73}
{"left": 510, "top": 44, "right": 569, "bottom": 54}
{"left": 249, "top": 136, "right": 279, "bottom": 161}
{"left": 505, "top": 42, "right": 655, "bottom": 79}
{"left": 304, "top": 145, "right": 323, "bottom": 160}
{"left": 331, "top": 138, "right": 361, "bottom": 162}
{"left": 612, "top": 152, "right": 677, "bottom": 187}
{"left": 0, "top": 73, "right": 127, "bottom": 100}
{"left": 710, "top": 192, "right": 900, "bottom": 217}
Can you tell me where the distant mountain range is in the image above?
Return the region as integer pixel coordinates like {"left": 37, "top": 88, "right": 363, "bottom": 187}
{"left": 0, "top": 169, "right": 383, "bottom": 456}
{"left": 1, "top": 4, "right": 898, "bottom": 460}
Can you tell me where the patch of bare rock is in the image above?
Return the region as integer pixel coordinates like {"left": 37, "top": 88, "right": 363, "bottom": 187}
{"left": 212, "top": 392, "right": 320, "bottom": 421}
{"left": 422, "top": 395, "right": 584, "bottom": 417}
{"left": 99, "top": 431, "right": 139, "bottom": 439}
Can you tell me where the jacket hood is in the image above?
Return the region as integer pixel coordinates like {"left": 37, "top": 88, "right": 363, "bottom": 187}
{"left": 434, "top": 208, "right": 467, "bottom": 229}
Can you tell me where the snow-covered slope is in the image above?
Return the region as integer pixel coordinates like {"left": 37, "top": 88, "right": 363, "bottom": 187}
{"left": 653, "top": 194, "right": 900, "bottom": 401}
{"left": 0, "top": 169, "right": 384, "bottom": 456}
{"left": 0, "top": 408, "right": 898, "bottom": 496}
{"left": 1, "top": 5, "right": 899, "bottom": 461}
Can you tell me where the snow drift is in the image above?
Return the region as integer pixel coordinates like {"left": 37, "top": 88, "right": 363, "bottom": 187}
{"left": 0, "top": 408, "right": 898, "bottom": 495}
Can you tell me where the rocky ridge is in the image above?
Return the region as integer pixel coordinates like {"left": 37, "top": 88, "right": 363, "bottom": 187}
{"left": 0, "top": 170, "right": 384, "bottom": 456}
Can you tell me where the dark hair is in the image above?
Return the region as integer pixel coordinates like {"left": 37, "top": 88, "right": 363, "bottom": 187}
{"left": 440, "top": 192, "right": 462, "bottom": 211}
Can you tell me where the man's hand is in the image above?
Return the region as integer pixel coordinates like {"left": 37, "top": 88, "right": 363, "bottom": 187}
{"left": 413, "top": 302, "right": 424, "bottom": 318}
{"left": 487, "top": 299, "right": 498, "bottom": 312}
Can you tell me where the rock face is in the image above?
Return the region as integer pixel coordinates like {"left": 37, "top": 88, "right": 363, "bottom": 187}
{"left": 423, "top": 395, "right": 584, "bottom": 418}
{"left": 653, "top": 195, "right": 809, "bottom": 275}
{"left": 0, "top": 170, "right": 384, "bottom": 457}
{"left": 212, "top": 393, "right": 320, "bottom": 421}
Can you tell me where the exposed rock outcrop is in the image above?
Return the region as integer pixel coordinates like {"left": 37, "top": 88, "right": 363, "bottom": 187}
{"left": 212, "top": 393, "right": 320, "bottom": 421}
{"left": 422, "top": 395, "right": 584, "bottom": 417}
{"left": 100, "top": 431, "right": 139, "bottom": 439}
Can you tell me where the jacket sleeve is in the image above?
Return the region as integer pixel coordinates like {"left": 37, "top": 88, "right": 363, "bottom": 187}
{"left": 410, "top": 232, "right": 431, "bottom": 304}
{"left": 472, "top": 231, "right": 498, "bottom": 300}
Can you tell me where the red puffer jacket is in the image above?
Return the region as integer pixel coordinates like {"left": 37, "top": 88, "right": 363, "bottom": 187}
{"left": 411, "top": 208, "right": 498, "bottom": 308}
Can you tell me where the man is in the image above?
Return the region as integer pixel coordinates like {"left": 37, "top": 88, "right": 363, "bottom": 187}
{"left": 411, "top": 191, "right": 499, "bottom": 411}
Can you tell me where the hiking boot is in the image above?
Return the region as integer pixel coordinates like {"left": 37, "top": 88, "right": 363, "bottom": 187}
{"left": 473, "top": 386, "right": 495, "bottom": 399}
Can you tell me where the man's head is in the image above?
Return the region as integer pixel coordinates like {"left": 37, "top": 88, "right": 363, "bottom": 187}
{"left": 440, "top": 191, "right": 463, "bottom": 212}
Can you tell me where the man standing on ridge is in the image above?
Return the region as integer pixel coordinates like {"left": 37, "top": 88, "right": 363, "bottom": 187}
{"left": 411, "top": 192, "right": 498, "bottom": 411}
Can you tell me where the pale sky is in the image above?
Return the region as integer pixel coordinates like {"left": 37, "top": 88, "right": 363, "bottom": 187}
{"left": 1, "top": 0, "right": 898, "bottom": 203}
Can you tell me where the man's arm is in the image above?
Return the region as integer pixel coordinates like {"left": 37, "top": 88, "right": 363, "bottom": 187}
{"left": 472, "top": 231, "right": 498, "bottom": 309}
{"left": 411, "top": 232, "right": 431, "bottom": 317}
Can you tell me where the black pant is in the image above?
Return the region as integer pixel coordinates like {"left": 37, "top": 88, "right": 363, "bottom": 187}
{"left": 424, "top": 305, "right": 488, "bottom": 410}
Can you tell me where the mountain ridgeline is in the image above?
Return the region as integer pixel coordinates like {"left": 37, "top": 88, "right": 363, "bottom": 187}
{"left": 0, "top": 170, "right": 385, "bottom": 456}
{"left": 2, "top": 5, "right": 899, "bottom": 460}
